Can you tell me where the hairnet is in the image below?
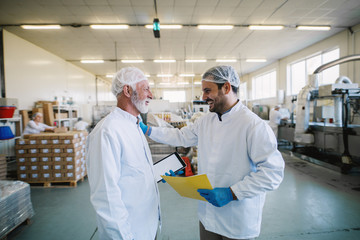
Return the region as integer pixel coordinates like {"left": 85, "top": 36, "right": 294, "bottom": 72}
{"left": 202, "top": 65, "right": 240, "bottom": 88}
{"left": 32, "top": 112, "right": 42, "bottom": 120}
{"left": 111, "top": 67, "right": 148, "bottom": 97}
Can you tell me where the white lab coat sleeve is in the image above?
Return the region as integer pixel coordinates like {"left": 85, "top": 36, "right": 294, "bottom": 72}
{"left": 231, "top": 121, "right": 285, "bottom": 200}
{"left": 150, "top": 121, "right": 199, "bottom": 147}
{"left": 28, "top": 120, "right": 47, "bottom": 132}
{"left": 87, "top": 130, "right": 134, "bottom": 240}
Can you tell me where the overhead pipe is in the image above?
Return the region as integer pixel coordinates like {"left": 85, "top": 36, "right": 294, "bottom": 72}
{"left": 313, "top": 54, "right": 360, "bottom": 73}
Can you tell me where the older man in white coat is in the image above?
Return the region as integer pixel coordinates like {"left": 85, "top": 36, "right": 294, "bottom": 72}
{"left": 140, "top": 65, "right": 285, "bottom": 240}
{"left": 86, "top": 67, "right": 160, "bottom": 240}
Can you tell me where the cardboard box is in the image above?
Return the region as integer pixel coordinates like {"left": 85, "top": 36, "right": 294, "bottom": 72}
{"left": 17, "top": 173, "right": 28, "bottom": 180}
{"left": 54, "top": 113, "right": 68, "bottom": 119}
{"left": 39, "top": 172, "right": 53, "bottom": 181}
{"left": 43, "top": 103, "right": 55, "bottom": 126}
{"left": 53, "top": 127, "right": 68, "bottom": 133}
{"left": 53, "top": 172, "right": 64, "bottom": 180}
{"left": 18, "top": 165, "right": 28, "bottom": 172}
{"left": 16, "top": 139, "right": 28, "bottom": 145}
{"left": 39, "top": 157, "right": 51, "bottom": 164}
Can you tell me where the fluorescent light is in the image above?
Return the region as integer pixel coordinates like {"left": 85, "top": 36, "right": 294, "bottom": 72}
{"left": 198, "top": 25, "right": 233, "bottom": 30}
{"left": 249, "top": 25, "right": 284, "bottom": 30}
{"left": 121, "top": 60, "right": 144, "bottom": 63}
{"left": 194, "top": 81, "right": 201, "bottom": 85}
{"left": 154, "top": 60, "right": 176, "bottom": 63}
{"left": 80, "top": 60, "right": 104, "bottom": 63}
{"left": 145, "top": 74, "right": 151, "bottom": 77}
{"left": 21, "top": 25, "right": 61, "bottom": 29}
{"left": 216, "top": 59, "right": 237, "bottom": 62}
{"left": 90, "top": 25, "right": 129, "bottom": 29}
{"left": 177, "top": 82, "right": 189, "bottom": 85}
{"left": 149, "top": 82, "right": 154, "bottom": 86}
{"left": 145, "top": 24, "right": 182, "bottom": 29}
{"left": 179, "top": 74, "right": 195, "bottom": 77}
{"left": 159, "top": 82, "right": 171, "bottom": 85}
{"left": 246, "top": 59, "right": 267, "bottom": 63}
{"left": 296, "top": 25, "right": 331, "bottom": 31}
{"left": 106, "top": 74, "right": 114, "bottom": 78}
{"left": 157, "top": 74, "right": 173, "bottom": 77}
{"left": 185, "top": 59, "right": 207, "bottom": 63}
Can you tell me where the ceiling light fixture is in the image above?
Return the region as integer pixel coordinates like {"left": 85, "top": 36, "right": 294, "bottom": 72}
{"left": 159, "top": 82, "right": 171, "bottom": 85}
{"left": 149, "top": 82, "right": 155, "bottom": 86}
{"left": 121, "top": 60, "right": 144, "bottom": 63}
{"left": 248, "top": 25, "right": 284, "bottom": 30}
{"left": 145, "top": 24, "right": 182, "bottom": 29}
{"left": 197, "top": 25, "right": 233, "bottom": 30}
{"left": 145, "top": 74, "right": 151, "bottom": 77}
{"left": 21, "top": 25, "right": 61, "bottom": 29}
{"left": 80, "top": 60, "right": 104, "bottom": 63}
{"left": 154, "top": 59, "right": 176, "bottom": 63}
{"left": 296, "top": 25, "right": 331, "bottom": 31}
{"left": 106, "top": 74, "right": 114, "bottom": 78}
{"left": 179, "top": 74, "right": 195, "bottom": 77}
{"left": 185, "top": 59, "right": 207, "bottom": 63}
{"left": 194, "top": 82, "right": 202, "bottom": 85}
{"left": 177, "top": 82, "right": 189, "bottom": 85}
{"left": 157, "top": 74, "right": 173, "bottom": 77}
{"left": 90, "top": 24, "right": 129, "bottom": 29}
{"left": 246, "top": 59, "right": 267, "bottom": 63}
{"left": 216, "top": 59, "right": 237, "bottom": 62}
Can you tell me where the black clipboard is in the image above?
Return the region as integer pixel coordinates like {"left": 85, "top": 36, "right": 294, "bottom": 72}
{"left": 153, "top": 152, "right": 187, "bottom": 183}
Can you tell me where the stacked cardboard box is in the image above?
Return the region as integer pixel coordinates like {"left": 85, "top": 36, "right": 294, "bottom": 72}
{"left": 15, "top": 131, "right": 87, "bottom": 183}
{"left": 0, "top": 155, "right": 6, "bottom": 180}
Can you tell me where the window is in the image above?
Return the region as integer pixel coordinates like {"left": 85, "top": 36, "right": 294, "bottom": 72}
{"left": 287, "top": 48, "right": 339, "bottom": 95}
{"left": 163, "top": 90, "right": 186, "bottom": 102}
{"left": 239, "top": 82, "right": 247, "bottom": 101}
{"left": 252, "top": 70, "right": 276, "bottom": 100}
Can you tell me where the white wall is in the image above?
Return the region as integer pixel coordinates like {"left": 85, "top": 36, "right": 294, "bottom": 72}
{"left": 3, "top": 30, "right": 112, "bottom": 122}
{"left": 240, "top": 24, "right": 360, "bottom": 112}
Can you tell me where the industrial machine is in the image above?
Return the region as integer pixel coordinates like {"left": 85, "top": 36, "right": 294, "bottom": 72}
{"left": 278, "top": 55, "right": 360, "bottom": 173}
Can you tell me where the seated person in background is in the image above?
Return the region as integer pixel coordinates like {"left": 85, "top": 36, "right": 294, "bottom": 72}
{"left": 74, "top": 117, "right": 89, "bottom": 131}
{"left": 23, "top": 112, "right": 55, "bottom": 134}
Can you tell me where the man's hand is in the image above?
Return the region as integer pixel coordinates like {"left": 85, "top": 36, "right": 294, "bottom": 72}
{"left": 161, "top": 170, "right": 184, "bottom": 183}
{"left": 139, "top": 121, "right": 151, "bottom": 136}
{"left": 197, "top": 187, "right": 234, "bottom": 207}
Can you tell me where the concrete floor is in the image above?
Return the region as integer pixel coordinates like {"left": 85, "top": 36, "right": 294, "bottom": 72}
{"left": 7, "top": 153, "right": 360, "bottom": 240}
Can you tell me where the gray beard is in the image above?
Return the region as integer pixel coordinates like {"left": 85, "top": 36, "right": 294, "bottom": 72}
{"left": 131, "top": 91, "right": 149, "bottom": 113}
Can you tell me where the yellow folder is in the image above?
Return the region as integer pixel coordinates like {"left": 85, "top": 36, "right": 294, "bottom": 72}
{"left": 161, "top": 174, "right": 213, "bottom": 201}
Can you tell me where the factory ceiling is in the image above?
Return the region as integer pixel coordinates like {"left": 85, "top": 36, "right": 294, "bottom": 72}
{"left": 1, "top": 0, "right": 360, "bottom": 84}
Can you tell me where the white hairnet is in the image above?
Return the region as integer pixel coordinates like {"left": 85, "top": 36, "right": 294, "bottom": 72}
{"left": 111, "top": 67, "right": 148, "bottom": 97}
{"left": 202, "top": 65, "right": 240, "bottom": 88}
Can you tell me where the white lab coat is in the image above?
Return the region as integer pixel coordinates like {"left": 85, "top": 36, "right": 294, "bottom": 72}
{"left": 23, "top": 120, "right": 54, "bottom": 134}
{"left": 86, "top": 107, "right": 160, "bottom": 240}
{"left": 74, "top": 120, "right": 89, "bottom": 131}
{"left": 150, "top": 101, "right": 284, "bottom": 239}
{"left": 269, "top": 109, "right": 283, "bottom": 137}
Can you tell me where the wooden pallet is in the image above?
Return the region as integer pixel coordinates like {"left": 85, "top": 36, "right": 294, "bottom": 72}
{"left": 27, "top": 176, "right": 86, "bottom": 188}
{"left": 0, "top": 218, "right": 31, "bottom": 240}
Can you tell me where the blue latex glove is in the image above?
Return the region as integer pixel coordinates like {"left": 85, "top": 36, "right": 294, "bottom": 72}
{"left": 197, "top": 188, "right": 234, "bottom": 207}
{"left": 139, "top": 121, "right": 151, "bottom": 136}
{"left": 161, "top": 169, "right": 184, "bottom": 183}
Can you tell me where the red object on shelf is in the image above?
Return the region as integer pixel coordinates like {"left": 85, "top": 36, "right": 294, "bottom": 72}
{"left": 182, "top": 156, "right": 194, "bottom": 177}
{"left": 0, "top": 106, "right": 16, "bottom": 118}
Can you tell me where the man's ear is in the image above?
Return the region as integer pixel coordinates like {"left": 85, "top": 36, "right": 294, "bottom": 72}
{"left": 123, "top": 85, "right": 132, "bottom": 97}
{"left": 223, "top": 82, "right": 231, "bottom": 94}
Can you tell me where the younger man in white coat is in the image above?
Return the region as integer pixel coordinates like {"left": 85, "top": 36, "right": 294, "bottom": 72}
{"left": 86, "top": 67, "right": 160, "bottom": 240}
{"left": 141, "top": 66, "right": 285, "bottom": 240}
